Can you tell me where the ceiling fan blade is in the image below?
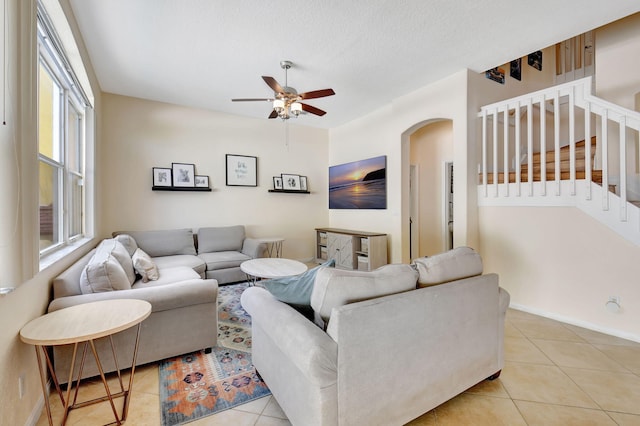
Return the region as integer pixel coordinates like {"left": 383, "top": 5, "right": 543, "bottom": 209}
{"left": 301, "top": 103, "right": 326, "bottom": 116}
{"left": 268, "top": 109, "right": 279, "bottom": 119}
{"left": 299, "top": 88, "right": 335, "bottom": 100}
{"left": 262, "top": 76, "right": 284, "bottom": 94}
{"left": 232, "top": 98, "right": 273, "bottom": 102}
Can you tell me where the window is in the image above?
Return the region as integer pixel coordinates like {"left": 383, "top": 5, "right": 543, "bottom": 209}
{"left": 37, "top": 4, "right": 92, "bottom": 260}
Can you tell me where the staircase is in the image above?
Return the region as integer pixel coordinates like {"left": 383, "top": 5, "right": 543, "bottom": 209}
{"left": 481, "top": 138, "right": 602, "bottom": 184}
{"left": 477, "top": 76, "right": 640, "bottom": 246}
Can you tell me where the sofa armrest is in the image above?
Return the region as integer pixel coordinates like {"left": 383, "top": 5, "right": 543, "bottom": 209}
{"left": 241, "top": 238, "right": 267, "bottom": 258}
{"left": 48, "top": 279, "right": 218, "bottom": 314}
{"left": 499, "top": 286, "right": 510, "bottom": 314}
{"left": 241, "top": 287, "right": 337, "bottom": 387}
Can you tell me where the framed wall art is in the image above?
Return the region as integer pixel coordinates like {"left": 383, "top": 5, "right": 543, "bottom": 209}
{"left": 485, "top": 67, "right": 505, "bottom": 84}
{"left": 195, "top": 175, "right": 209, "bottom": 188}
{"left": 528, "top": 51, "right": 542, "bottom": 71}
{"left": 281, "top": 174, "right": 301, "bottom": 191}
{"left": 273, "top": 176, "right": 283, "bottom": 190}
{"left": 329, "top": 155, "right": 387, "bottom": 209}
{"left": 172, "top": 163, "right": 196, "bottom": 187}
{"left": 510, "top": 58, "right": 522, "bottom": 81}
{"left": 226, "top": 154, "right": 257, "bottom": 187}
{"left": 153, "top": 167, "right": 172, "bottom": 187}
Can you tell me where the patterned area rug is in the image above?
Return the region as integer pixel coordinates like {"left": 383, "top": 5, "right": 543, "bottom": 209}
{"left": 159, "top": 282, "right": 270, "bottom": 425}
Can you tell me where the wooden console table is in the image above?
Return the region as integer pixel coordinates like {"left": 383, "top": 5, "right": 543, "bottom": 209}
{"left": 315, "top": 228, "right": 388, "bottom": 271}
{"left": 20, "top": 299, "right": 152, "bottom": 426}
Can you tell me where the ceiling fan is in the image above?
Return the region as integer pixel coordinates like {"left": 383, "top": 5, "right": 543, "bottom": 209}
{"left": 232, "top": 60, "right": 335, "bottom": 120}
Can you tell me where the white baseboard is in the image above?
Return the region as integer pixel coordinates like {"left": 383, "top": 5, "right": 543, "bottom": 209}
{"left": 25, "top": 381, "right": 47, "bottom": 426}
{"left": 510, "top": 303, "right": 640, "bottom": 343}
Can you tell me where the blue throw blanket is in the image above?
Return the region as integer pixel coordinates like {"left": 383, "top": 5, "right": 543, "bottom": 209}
{"left": 262, "top": 259, "right": 335, "bottom": 306}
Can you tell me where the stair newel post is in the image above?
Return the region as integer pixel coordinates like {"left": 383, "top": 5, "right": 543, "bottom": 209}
{"left": 569, "top": 86, "right": 576, "bottom": 195}
{"left": 540, "top": 95, "right": 547, "bottom": 196}
{"left": 585, "top": 101, "right": 592, "bottom": 201}
{"left": 515, "top": 101, "right": 521, "bottom": 196}
{"left": 554, "top": 91, "right": 561, "bottom": 195}
{"left": 503, "top": 105, "right": 509, "bottom": 197}
{"left": 482, "top": 109, "right": 488, "bottom": 197}
{"left": 602, "top": 110, "right": 610, "bottom": 211}
{"left": 493, "top": 109, "right": 499, "bottom": 197}
{"left": 619, "top": 116, "right": 627, "bottom": 221}
{"left": 527, "top": 99, "right": 534, "bottom": 196}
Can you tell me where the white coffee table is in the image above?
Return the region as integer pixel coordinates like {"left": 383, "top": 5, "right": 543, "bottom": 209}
{"left": 241, "top": 258, "right": 307, "bottom": 285}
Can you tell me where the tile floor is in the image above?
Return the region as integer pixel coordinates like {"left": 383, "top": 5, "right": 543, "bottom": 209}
{"left": 36, "top": 308, "right": 640, "bottom": 425}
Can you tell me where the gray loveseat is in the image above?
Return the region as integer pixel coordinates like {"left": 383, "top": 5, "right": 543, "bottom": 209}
{"left": 241, "top": 247, "right": 510, "bottom": 426}
{"left": 114, "top": 225, "right": 267, "bottom": 285}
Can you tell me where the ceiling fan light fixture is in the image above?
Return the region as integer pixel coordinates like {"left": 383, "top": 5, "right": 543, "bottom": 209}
{"left": 273, "top": 99, "right": 285, "bottom": 114}
{"left": 291, "top": 102, "right": 302, "bottom": 117}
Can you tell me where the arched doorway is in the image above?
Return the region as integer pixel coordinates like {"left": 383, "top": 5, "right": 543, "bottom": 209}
{"left": 408, "top": 119, "right": 454, "bottom": 259}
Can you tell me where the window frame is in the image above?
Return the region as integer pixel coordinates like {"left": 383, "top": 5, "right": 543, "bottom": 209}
{"left": 37, "top": 4, "right": 92, "bottom": 263}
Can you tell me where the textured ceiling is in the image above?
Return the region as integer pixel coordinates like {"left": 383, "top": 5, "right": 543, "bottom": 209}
{"left": 68, "top": 0, "right": 639, "bottom": 129}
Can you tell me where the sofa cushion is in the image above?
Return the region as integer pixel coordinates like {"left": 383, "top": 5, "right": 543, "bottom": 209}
{"left": 310, "top": 264, "right": 418, "bottom": 322}
{"left": 116, "top": 229, "right": 196, "bottom": 257}
{"left": 132, "top": 248, "right": 160, "bottom": 282}
{"left": 197, "top": 226, "right": 245, "bottom": 253}
{"left": 131, "top": 266, "right": 201, "bottom": 289}
{"left": 413, "top": 246, "right": 483, "bottom": 287}
{"left": 114, "top": 233, "right": 138, "bottom": 256}
{"left": 80, "top": 253, "right": 131, "bottom": 294}
{"left": 153, "top": 254, "right": 206, "bottom": 277}
{"left": 198, "top": 251, "right": 251, "bottom": 271}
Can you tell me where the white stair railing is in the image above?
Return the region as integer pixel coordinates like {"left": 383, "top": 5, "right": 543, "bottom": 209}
{"left": 477, "top": 76, "right": 640, "bottom": 245}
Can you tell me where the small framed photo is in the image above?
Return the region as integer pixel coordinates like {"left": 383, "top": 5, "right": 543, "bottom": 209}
{"left": 195, "top": 175, "right": 209, "bottom": 188}
{"left": 510, "top": 58, "right": 522, "bottom": 81}
{"left": 281, "top": 174, "right": 301, "bottom": 191}
{"left": 485, "top": 67, "right": 505, "bottom": 84}
{"left": 273, "top": 176, "right": 283, "bottom": 190}
{"left": 299, "top": 176, "right": 308, "bottom": 191}
{"left": 226, "top": 154, "right": 257, "bottom": 187}
{"left": 172, "top": 163, "right": 196, "bottom": 187}
{"left": 152, "top": 167, "right": 172, "bottom": 187}
{"left": 528, "top": 50, "right": 542, "bottom": 71}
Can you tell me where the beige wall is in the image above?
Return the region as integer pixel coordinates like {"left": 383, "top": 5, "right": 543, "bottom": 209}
{"left": 410, "top": 121, "right": 454, "bottom": 256}
{"left": 329, "top": 70, "right": 473, "bottom": 263}
{"left": 100, "top": 94, "right": 329, "bottom": 260}
{"left": 327, "top": 48, "right": 558, "bottom": 264}
{"left": 595, "top": 12, "right": 640, "bottom": 181}
{"left": 596, "top": 12, "right": 640, "bottom": 109}
{"left": 479, "top": 206, "right": 640, "bottom": 340}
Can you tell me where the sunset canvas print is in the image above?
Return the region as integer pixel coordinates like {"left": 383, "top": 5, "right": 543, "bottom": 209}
{"left": 329, "top": 156, "right": 386, "bottom": 209}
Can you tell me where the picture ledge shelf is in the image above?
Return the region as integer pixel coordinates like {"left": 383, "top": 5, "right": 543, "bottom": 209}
{"left": 152, "top": 186, "right": 212, "bottom": 192}
{"left": 268, "top": 189, "right": 310, "bottom": 194}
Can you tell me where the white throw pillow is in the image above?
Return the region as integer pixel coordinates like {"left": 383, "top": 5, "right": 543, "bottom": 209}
{"left": 132, "top": 248, "right": 160, "bottom": 282}
{"left": 114, "top": 233, "right": 138, "bottom": 257}
{"left": 80, "top": 254, "right": 131, "bottom": 294}
{"left": 97, "top": 239, "right": 136, "bottom": 285}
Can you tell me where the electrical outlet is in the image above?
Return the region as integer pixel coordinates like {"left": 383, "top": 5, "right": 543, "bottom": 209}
{"left": 18, "top": 373, "right": 25, "bottom": 399}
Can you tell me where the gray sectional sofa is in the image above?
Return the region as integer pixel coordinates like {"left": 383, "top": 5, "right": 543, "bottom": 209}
{"left": 49, "top": 225, "right": 266, "bottom": 382}
{"left": 241, "top": 247, "right": 510, "bottom": 426}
